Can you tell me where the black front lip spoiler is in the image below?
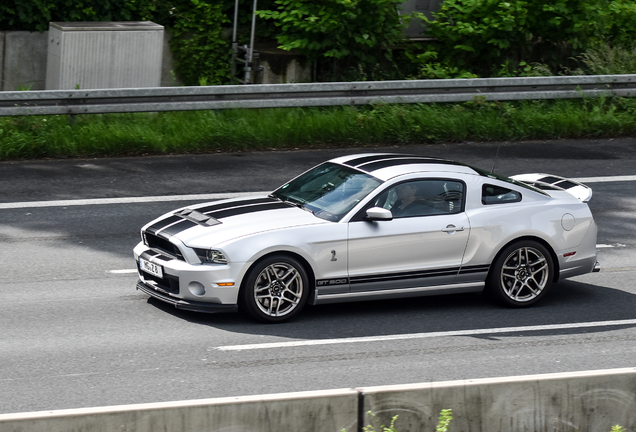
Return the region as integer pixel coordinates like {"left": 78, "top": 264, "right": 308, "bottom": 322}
{"left": 136, "top": 281, "right": 239, "bottom": 314}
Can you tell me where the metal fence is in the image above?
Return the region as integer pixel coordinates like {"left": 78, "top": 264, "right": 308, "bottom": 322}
{"left": 1, "top": 74, "right": 635, "bottom": 117}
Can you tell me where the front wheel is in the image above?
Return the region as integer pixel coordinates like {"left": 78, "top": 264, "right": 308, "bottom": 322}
{"left": 487, "top": 240, "right": 554, "bottom": 307}
{"left": 240, "top": 255, "right": 309, "bottom": 323}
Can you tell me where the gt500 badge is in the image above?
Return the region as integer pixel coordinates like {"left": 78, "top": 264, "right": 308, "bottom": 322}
{"left": 317, "top": 278, "right": 349, "bottom": 286}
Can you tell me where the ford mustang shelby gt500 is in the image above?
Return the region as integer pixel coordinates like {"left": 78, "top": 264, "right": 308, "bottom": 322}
{"left": 134, "top": 154, "right": 600, "bottom": 322}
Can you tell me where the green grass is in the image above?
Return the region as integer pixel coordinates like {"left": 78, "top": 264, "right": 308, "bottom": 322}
{"left": 2, "top": 96, "right": 636, "bottom": 160}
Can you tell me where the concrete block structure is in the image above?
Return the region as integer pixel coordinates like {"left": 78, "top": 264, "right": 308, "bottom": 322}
{"left": 45, "top": 21, "right": 164, "bottom": 90}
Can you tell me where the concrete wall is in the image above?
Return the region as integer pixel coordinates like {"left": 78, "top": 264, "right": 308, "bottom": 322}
{"left": 1, "top": 368, "right": 635, "bottom": 432}
{"left": 0, "top": 31, "right": 49, "bottom": 90}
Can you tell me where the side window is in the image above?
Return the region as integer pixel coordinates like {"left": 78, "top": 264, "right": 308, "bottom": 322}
{"left": 371, "top": 179, "right": 464, "bottom": 218}
{"left": 482, "top": 184, "right": 522, "bottom": 205}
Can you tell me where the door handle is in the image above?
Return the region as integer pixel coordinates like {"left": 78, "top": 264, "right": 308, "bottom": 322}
{"left": 441, "top": 225, "right": 465, "bottom": 233}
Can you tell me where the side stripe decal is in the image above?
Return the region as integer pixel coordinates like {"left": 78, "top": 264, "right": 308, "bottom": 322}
{"left": 350, "top": 267, "right": 460, "bottom": 284}
{"left": 320, "top": 265, "right": 490, "bottom": 287}
{"left": 350, "top": 265, "right": 490, "bottom": 285}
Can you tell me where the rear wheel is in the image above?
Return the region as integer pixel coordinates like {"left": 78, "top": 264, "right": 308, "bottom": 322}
{"left": 240, "top": 255, "right": 309, "bottom": 323}
{"left": 487, "top": 240, "right": 554, "bottom": 307}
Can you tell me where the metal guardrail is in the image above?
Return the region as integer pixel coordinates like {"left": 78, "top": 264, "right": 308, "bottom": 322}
{"left": 1, "top": 74, "right": 635, "bottom": 116}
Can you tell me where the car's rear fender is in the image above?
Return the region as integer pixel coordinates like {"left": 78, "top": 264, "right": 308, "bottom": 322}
{"left": 486, "top": 235, "right": 561, "bottom": 283}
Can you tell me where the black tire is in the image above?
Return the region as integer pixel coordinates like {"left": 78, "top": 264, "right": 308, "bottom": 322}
{"left": 240, "top": 254, "right": 309, "bottom": 323}
{"left": 487, "top": 240, "right": 554, "bottom": 307}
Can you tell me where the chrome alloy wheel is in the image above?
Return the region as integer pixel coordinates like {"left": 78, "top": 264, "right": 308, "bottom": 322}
{"left": 500, "top": 246, "right": 550, "bottom": 302}
{"left": 253, "top": 262, "right": 305, "bottom": 318}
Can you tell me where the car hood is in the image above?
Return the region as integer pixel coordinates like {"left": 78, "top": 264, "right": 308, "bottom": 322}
{"left": 143, "top": 196, "right": 329, "bottom": 247}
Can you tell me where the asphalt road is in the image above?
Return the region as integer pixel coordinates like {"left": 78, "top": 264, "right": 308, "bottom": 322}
{"left": 1, "top": 138, "right": 635, "bottom": 415}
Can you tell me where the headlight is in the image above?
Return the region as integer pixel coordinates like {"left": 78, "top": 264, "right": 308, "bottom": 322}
{"left": 194, "top": 248, "right": 228, "bottom": 264}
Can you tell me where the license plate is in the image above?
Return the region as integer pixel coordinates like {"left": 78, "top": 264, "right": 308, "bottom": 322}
{"left": 139, "top": 257, "right": 163, "bottom": 278}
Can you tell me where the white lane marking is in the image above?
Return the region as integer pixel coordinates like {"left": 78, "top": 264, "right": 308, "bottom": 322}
{"left": 107, "top": 269, "right": 138, "bottom": 274}
{"left": 0, "top": 192, "right": 269, "bottom": 210}
{"left": 597, "top": 244, "right": 626, "bottom": 248}
{"left": 573, "top": 175, "right": 636, "bottom": 183}
{"left": 214, "top": 319, "right": 636, "bottom": 351}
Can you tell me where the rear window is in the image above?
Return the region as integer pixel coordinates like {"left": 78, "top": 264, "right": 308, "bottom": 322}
{"left": 482, "top": 184, "right": 522, "bottom": 205}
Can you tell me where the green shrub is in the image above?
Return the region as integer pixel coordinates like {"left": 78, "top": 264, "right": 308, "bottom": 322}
{"left": 416, "top": 0, "right": 630, "bottom": 77}
{"left": 256, "top": 0, "right": 408, "bottom": 80}
{"left": 165, "top": 0, "right": 231, "bottom": 86}
{"left": 0, "top": 0, "right": 137, "bottom": 32}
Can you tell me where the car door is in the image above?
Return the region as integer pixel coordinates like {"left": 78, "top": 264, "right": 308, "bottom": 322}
{"left": 347, "top": 179, "right": 470, "bottom": 292}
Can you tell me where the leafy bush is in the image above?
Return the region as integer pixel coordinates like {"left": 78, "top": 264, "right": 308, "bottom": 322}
{"left": 256, "top": 0, "right": 408, "bottom": 80}
{"left": 573, "top": 45, "right": 636, "bottom": 75}
{"left": 0, "top": 0, "right": 137, "bottom": 32}
{"left": 162, "top": 0, "right": 231, "bottom": 86}
{"left": 416, "top": 0, "right": 636, "bottom": 77}
{"left": 602, "top": 0, "right": 636, "bottom": 49}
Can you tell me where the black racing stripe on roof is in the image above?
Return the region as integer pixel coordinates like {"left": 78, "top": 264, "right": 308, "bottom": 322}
{"left": 358, "top": 157, "right": 466, "bottom": 173}
{"left": 208, "top": 202, "right": 292, "bottom": 219}
{"left": 555, "top": 180, "right": 578, "bottom": 189}
{"left": 538, "top": 176, "right": 562, "bottom": 184}
{"left": 197, "top": 197, "right": 276, "bottom": 214}
{"left": 160, "top": 219, "right": 198, "bottom": 236}
{"left": 145, "top": 215, "right": 182, "bottom": 235}
{"left": 343, "top": 154, "right": 414, "bottom": 167}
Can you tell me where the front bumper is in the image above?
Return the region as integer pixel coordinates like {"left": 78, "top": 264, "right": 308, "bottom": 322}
{"left": 133, "top": 241, "right": 245, "bottom": 312}
{"left": 136, "top": 281, "right": 238, "bottom": 314}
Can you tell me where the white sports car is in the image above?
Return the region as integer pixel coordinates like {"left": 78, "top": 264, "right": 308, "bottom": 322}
{"left": 134, "top": 154, "right": 600, "bottom": 322}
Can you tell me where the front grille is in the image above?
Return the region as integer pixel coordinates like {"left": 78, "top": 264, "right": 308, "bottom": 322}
{"left": 137, "top": 260, "right": 180, "bottom": 295}
{"left": 143, "top": 231, "right": 184, "bottom": 261}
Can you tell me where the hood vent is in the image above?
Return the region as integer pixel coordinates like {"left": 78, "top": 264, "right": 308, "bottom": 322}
{"left": 175, "top": 209, "right": 221, "bottom": 227}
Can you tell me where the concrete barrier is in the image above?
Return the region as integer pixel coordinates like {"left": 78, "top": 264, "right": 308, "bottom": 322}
{"left": 0, "top": 389, "right": 359, "bottom": 432}
{"left": 361, "top": 368, "right": 636, "bottom": 432}
{"left": 0, "top": 368, "right": 635, "bottom": 432}
{"left": 0, "top": 31, "right": 48, "bottom": 91}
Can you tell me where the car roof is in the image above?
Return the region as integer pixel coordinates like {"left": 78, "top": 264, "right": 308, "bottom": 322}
{"left": 330, "top": 153, "right": 481, "bottom": 181}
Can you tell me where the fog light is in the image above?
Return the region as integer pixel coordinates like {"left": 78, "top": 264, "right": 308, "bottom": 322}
{"left": 188, "top": 281, "right": 206, "bottom": 296}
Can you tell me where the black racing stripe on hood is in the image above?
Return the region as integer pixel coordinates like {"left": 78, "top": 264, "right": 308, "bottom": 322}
{"left": 144, "top": 199, "right": 287, "bottom": 238}
{"left": 145, "top": 215, "right": 182, "bottom": 235}
{"left": 160, "top": 219, "right": 198, "bottom": 236}
{"left": 197, "top": 197, "right": 277, "bottom": 214}
{"left": 359, "top": 157, "right": 463, "bottom": 173}
{"left": 208, "top": 202, "right": 292, "bottom": 219}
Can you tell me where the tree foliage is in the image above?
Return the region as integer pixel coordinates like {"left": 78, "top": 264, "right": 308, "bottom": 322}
{"left": 0, "top": 0, "right": 139, "bottom": 32}
{"left": 256, "top": 0, "right": 407, "bottom": 73}
{"left": 416, "top": 0, "right": 636, "bottom": 77}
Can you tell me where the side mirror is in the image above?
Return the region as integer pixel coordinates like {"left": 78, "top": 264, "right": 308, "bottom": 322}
{"left": 365, "top": 207, "right": 393, "bottom": 221}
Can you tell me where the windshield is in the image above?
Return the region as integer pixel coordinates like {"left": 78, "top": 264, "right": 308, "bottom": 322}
{"left": 271, "top": 162, "right": 383, "bottom": 222}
